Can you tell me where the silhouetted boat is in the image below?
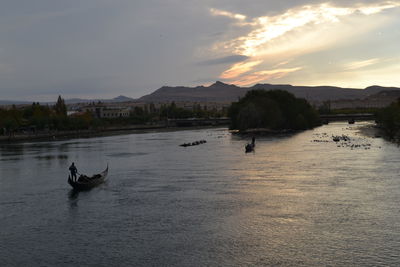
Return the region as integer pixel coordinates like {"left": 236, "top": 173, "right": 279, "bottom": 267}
{"left": 245, "top": 143, "right": 255, "bottom": 153}
{"left": 68, "top": 165, "right": 108, "bottom": 190}
{"left": 245, "top": 137, "right": 256, "bottom": 153}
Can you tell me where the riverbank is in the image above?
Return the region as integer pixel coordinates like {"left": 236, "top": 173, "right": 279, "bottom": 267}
{"left": 356, "top": 122, "right": 400, "bottom": 144}
{"left": 0, "top": 124, "right": 228, "bottom": 143}
{"left": 357, "top": 123, "right": 383, "bottom": 138}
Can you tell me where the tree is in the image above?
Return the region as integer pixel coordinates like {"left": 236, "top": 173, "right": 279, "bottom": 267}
{"left": 54, "top": 95, "right": 67, "bottom": 116}
{"left": 376, "top": 99, "right": 400, "bottom": 140}
{"left": 228, "top": 89, "right": 320, "bottom": 131}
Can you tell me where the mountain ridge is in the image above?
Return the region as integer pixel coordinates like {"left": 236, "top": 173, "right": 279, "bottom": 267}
{"left": 0, "top": 95, "right": 135, "bottom": 106}
{"left": 2, "top": 82, "right": 400, "bottom": 106}
{"left": 138, "top": 82, "right": 400, "bottom": 103}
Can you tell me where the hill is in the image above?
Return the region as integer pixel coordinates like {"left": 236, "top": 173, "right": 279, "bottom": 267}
{"left": 2, "top": 83, "right": 399, "bottom": 106}
{"left": 64, "top": 95, "right": 135, "bottom": 104}
{"left": 0, "top": 100, "right": 33, "bottom": 105}
{"left": 0, "top": 95, "right": 135, "bottom": 106}
{"left": 138, "top": 82, "right": 400, "bottom": 103}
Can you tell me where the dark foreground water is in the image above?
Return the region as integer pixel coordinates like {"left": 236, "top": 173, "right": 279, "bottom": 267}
{"left": 1, "top": 122, "right": 400, "bottom": 266}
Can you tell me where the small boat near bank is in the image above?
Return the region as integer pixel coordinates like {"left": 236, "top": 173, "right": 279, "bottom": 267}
{"left": 68, "top": 165, "right": 109, "bottom": 190}
{"left": 245, "top": 143, "right": 255, "bottom": 153}
{"left": 245, "top": 137, "right": 256, "bottom": 153}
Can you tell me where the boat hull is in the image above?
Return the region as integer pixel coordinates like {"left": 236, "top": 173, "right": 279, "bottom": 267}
{"left": 68, "top": 166, "right": 108, "bottom": 190}
{"left": 245, "top": 144, "right": 255, "bottom": 153}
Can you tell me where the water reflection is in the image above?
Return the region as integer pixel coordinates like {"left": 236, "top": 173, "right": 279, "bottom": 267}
{"left": 0, "top": 144, "right": 25, "bottom": 158}
{"left": 1, "top": 123, "right": 400, "bottom": 266}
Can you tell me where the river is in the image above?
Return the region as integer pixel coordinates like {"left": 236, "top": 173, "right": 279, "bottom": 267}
{"left": 1, "top": 122, "right": 399, "bottom": 266}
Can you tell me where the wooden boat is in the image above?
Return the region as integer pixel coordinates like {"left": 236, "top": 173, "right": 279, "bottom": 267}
{"left": 68, "top": 165, "right": 108, "bottom": 190}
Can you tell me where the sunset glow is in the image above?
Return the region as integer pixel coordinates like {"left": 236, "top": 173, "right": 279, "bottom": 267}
{"left": 210, "top": 1, "right": 400, "bottom": 87}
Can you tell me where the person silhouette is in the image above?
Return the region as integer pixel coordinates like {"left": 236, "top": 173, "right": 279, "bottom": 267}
{"left": 69, "top": 162, "right": 78, "bottom": 181}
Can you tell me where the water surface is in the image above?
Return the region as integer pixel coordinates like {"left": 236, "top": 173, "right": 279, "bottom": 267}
{"left": 1, "top": 122, "right": 399, "bottom": 266}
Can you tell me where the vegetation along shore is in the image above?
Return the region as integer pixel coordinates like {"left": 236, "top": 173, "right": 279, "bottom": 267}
{"left": 1, "top": 89, "right": 400, "bottom": 143}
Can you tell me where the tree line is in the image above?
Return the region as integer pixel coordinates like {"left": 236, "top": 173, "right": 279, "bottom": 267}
{"left": 3, "top": 92, "right": 398, "bottom": 139}
{"left": 376, "top": 98, "right": 400, "bottom": 141}
{"left": 0, "top": 97, "right": 227, "bottom": 136}
{"left": 0, "top": 96, "right": 91, "bottom": 136}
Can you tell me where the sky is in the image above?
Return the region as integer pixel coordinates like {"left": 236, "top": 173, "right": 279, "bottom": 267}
{"left": 1, "top": 0, "right": 400, "bottom": 101}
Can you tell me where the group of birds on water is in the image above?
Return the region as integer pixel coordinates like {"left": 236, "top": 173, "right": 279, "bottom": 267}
{"left": 178, "top": 126, "right": 379, "bottom": 151}
{"left": 179, "top": 140, "right": 207, "bottom": 147}
{"left": 179, "top": 135, "right": 255, "bottom": 153}
{"left": 312, "top": 131, "right": 379, "bottom": 150}
{"left": 179, "top": 131, "right": 230, "bottom": 148}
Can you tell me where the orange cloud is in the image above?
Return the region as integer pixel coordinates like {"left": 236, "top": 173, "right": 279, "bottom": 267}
{"left": 219, "top": 60, "right": 262, "bottom": 79}
{"left": 232, "top": 67, "right": 302, "bottom": 86}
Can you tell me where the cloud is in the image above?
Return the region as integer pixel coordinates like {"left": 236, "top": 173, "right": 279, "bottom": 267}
{"left": 199, "top": 55, "right": 249, "bottom": 65}
{"left": 211, "top": 1, "right": 400, "bottom": 86}
{"left": 220, "top": 60, "right": 262, "bottom": 79}
{"left": 227, "top": 1, "right": 400, "bottom": 57}
{"left": 232, "top": 67, "right": 302, "bottom": 86}
{"left": 344, "top": 58, "right": 381, "bottom": 70}
{"left": 210, "top": 8, "right": 246, "bottom": 21}
{"left": 0, "top": 63, "right": 14, "bottom": 75}
{"left": 1, "top": 0, "right": 400, "bottom": 100}
{"left": 357, "top": 1, "right": 400, "bottom": 15}
{"left": 274, "top": 60, "right": 291, "bottom": 67}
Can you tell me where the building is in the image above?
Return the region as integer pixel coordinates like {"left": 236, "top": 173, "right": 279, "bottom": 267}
{"left": 82, "top": 105, "right": 130, "bottom": 118}
{"left": 100, "top": 108, "right": 130, "bottom": 118}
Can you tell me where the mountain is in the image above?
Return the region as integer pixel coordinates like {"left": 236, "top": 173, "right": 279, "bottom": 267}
{"left": 0, "top": 95, "right": 135, "bottom": 106}
{"left": 0, "top": 100, "right": 33, "bottom": 105}
{"left": 138, "top": 81, "right": 247, "bottom": 102}
{"left": 112, "top": 95, "right": 134, "bottom": 102}
{"left": 65, "top": 95, "right": 135, "bottom": 104}
{"left": 138, "top": 82, "right": 400, "bottom": 103}
{"left": 2, "top": 84, "right": 400, "bottom": 106}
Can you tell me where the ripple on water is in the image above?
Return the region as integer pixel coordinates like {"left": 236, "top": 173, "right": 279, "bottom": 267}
{"left": 107, "top": 152, "right": 148, "bottom": 157}
{"left": 1, "top": 123, "right": 400, "bottom": 266}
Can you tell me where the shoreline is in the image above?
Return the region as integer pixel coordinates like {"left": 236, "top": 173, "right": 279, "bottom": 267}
{"left": 2, "top": 121, "right": 389, "bottom": 144}
{"left": 0, "top": 124, "right": 228, "bottom": 144}
{"left": 356, "top": 123, "right": 383, "bottom": 138}
{"left": 358, "top": 123, "right": 400, "bottom": 144}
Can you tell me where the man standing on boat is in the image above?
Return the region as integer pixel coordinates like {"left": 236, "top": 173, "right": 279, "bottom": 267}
{"left": 69, "top": 162, "right": 78, "bottom": 181}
